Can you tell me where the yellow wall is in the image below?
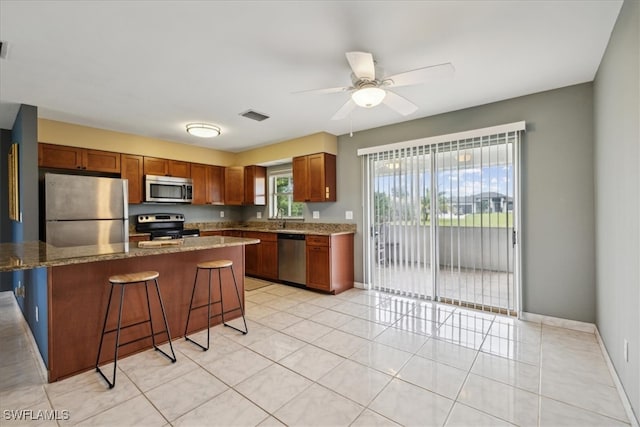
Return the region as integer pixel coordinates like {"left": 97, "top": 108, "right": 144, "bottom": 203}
{"left": 234, "top": 132, "right": 337, "bottom": 166}
{"left": 38, "top": 119, "right": 337, "bottom": 166}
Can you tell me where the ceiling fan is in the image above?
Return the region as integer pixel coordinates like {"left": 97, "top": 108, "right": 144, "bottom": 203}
{"left": 302, "top": 52, "right": 454, "bottom": 120}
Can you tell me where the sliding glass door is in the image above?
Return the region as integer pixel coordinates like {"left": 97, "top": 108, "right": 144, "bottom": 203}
{"left": 363, "top": 126, "right": 521, "bottom": 315}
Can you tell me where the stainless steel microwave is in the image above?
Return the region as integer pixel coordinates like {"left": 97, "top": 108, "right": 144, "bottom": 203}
{"left": 145, "top": 174, "right": 193, "bottom": 203}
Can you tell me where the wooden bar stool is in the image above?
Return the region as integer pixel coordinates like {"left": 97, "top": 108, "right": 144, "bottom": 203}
{"left": 184, "top": 260, "right": 248, "bottom": 351}
{"left": 95, "top": 271, "right": 177, "bottom": 388}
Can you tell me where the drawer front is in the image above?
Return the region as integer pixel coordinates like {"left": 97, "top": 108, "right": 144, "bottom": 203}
{"left": 306, "top": 235, "right": 329, "bottom": 247}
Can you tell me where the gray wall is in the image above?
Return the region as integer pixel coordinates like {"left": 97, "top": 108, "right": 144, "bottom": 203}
{"left": 594, "top": 0, "right": 639, "bottom": 418}
{"left": 313, "top": 83, "right": 596, "bottom": 323}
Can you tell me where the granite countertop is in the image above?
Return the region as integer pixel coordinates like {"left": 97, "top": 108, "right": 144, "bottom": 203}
{"left": 0, "top": 236, "right": 259, "bottom": 272}
{"left": 198, "top": 226, "right": 354, "bottom": 236}
{"left": 130, "top": 222, "right": 356, "bottom": 238}
{"left": 191, "top": 221, "right": 357, "bottom": 236}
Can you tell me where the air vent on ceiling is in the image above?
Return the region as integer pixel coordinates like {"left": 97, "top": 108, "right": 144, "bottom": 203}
{"left": 239, "top": 110, "right": 270, "bottom": 122}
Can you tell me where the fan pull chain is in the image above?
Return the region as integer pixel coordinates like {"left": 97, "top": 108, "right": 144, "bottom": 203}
{"left": 350, "top": 112, "right": 353, "bottom": 137}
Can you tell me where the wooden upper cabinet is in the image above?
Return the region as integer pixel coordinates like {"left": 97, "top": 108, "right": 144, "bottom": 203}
{"left": 292, "top": 156, "right": 309, "bottom": 203}
{"left": 168, "top": 160, "right": 190, "bottom": 178}
{"left": 83, "top": 149, "right": 121, "bottom": 173}
{"left": 224, "top": 165, "right": 265, "bottom": 205}
{"left": 191, "top": 163, "right": 208, "bottom": 205}
{"left": 244, "top": 165, "right": 266, "bottom": 206}
{"left": 143, "top": 156, "right": 169, "bottom": 176}
{"left": 207, "top": 165, "right": 225, "bottom": 205}
{"left": 224, "top": 166, "right": 245, "bottom": 205}
{"left": 293, "top": 152, "right": 336, "bottom": 202}
{"left": 39, "top": 143, "right": 120, "bottom": 173}
{"left": 191, "top": 163, "right": 224, "bottom": 205}
{"left": 142, "top": 157, "right": 190, "bottom": 178}
{"left": 121, "top": 154, "right": 144, "bottom": 204}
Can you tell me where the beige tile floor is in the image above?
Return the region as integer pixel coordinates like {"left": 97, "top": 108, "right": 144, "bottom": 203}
{"left": 0, "top": 284, "right": 632, "bottom": 426}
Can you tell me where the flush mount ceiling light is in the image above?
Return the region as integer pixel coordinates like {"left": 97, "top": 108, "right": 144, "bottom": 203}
{"left": 186, "top": 123, "right": 220, "bottom": 138}
{"left": 351, "top": 85, "right": 386, "bottom": 108}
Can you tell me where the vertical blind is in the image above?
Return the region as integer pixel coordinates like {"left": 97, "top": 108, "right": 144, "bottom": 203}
{"left": 359, "top": 122, "right": 524, "bottom": 315}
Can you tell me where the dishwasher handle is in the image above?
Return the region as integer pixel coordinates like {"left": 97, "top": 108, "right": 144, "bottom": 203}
{"left": 278, "top": 233, "right": 306, "bottom": 240}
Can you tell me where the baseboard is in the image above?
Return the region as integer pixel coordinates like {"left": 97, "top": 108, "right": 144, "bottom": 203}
{"left": 595, "top": 328, "right": 639, "bottom": 427}
{"left": 354, "top": 281, "right": 366, "bottom": 290}
{"left": 520, "top": 311, "right": 596, "bottom": 333}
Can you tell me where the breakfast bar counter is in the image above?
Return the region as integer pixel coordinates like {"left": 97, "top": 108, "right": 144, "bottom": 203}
{"left": 1, "top": 236, "right": 259, "bottom": 382}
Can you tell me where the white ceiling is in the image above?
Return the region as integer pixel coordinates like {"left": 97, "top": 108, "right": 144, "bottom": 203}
{"left": 0, "top": 1, "right": 622, "bottom": 152}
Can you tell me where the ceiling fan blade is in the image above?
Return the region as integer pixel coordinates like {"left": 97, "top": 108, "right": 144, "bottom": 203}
{"left": 331, "top": 99, "right": 356, "bottom": 120}
{"left": 384, "top": 62, "right": 454, "bottom": 88}
{"left": 345, "top": 51, "right": 375, "bottom": 81}
{"left": 383, "top": 91, "right": 418, "bottom": 116}
{"left": 292, "top": 86, "right": 352, "bottom": 95}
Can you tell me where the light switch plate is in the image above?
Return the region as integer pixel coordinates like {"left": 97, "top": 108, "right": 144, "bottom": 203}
{"left": 346, "top": 211, "right": 353, "bottom": 220}
{"left": 313, "top": 211, "right": 320, "bottom": 219}
{"left": 257, "top": 212, "right": 262, "bottom": 219}
{"left": 220, "top": 211, "right": 225, "bottom": 218}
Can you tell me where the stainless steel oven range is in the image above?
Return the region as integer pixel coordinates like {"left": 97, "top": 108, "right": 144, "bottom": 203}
{"left": 135, "top": 213, "right": 199, "bottom": 240}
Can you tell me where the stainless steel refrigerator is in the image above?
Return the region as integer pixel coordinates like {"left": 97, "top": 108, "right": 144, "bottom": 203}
{"left": 45, "top": 173, "right": 129, "bottom": 254}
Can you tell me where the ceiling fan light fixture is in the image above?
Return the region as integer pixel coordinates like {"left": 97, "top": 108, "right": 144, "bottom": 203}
{"left": 351, "top": 86, "right": 386, "bottom": 108}
{"left": 186, "top": 123, "right": 220, "bottom": 138}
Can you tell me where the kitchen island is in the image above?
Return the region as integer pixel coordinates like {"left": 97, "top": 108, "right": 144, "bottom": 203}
{"left": 0, "top": 236, "right": 259, "bottom": 382}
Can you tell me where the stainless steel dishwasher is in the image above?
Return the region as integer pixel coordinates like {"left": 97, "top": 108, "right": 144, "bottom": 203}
{"left": 278, "top": 233, "right": 306, "bottom": 286}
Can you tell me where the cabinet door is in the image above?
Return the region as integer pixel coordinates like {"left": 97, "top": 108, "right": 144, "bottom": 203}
{"left": 307, "top": 153, "right": 326, "bottom": 202}
{"left": 308, "top": 153, "right": 336, "bottom": 202}
{"left": 306, "top": 243, "right": 331, "bottom": 291}
{"left": 143, "top": 157, "right": 169, "bottom": 176}
{"left": 121, "top": 154, "right": 144, "bottom": 204}
{"left": 292, "top": 155, "right": 309, "bottom": 202}
{"left": 244, "top": 165, "right": 266, "bottom": 205}
{"left": 168, "top": 160, "right": 191, "bottom": 178}
{"left": 260, "top": 239, "right": 278, "bottom": 280}
{"left": 224, "top": 167, "right": 245, "bottom": 205}
{"left": 83, "top": 149, "right": 121, "bottom": 173}
{"left": 191, "top": 163, "right": 208, "bottom": 205}
{"left": 207, "top": 165, "right": 225, "bottom": 204}
{"left": 200, "top": 230, "right": 224, "bottom": 236}
{"left": 38, "top": 143, "right": 83, "bottom": 169}
{"left": 243, "top": 232, "right": 261, "bottom": 276}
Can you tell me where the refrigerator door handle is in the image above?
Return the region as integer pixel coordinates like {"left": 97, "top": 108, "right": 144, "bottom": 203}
{"left": 122, "top": 179, "right": 129, "bottom": 252}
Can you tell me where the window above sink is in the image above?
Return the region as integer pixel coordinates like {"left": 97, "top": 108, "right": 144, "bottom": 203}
{"left": 268, "top": 168, "right": 304, "bottom": 220}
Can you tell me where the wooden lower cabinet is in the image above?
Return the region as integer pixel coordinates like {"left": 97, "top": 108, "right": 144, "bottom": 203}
{"left": 242, "top": 231, "right": 278, "bottom": 281}
{"left": 199, "top": 230, "right": 224, "bottom": 237}
{"left": 129, "top": 234, "right": 150, "bottom": 243}
{"left": 306, "top": 234, "right": 354, "bottom": 294}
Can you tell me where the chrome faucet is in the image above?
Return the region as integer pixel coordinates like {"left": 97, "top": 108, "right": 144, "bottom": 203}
{"left": 276, "top": 208, "right": 286, "bottom": 229}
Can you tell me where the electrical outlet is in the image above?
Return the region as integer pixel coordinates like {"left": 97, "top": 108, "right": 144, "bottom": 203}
{"left": 220, "top": 211, "right": 225, "bottom": 218}
{"left": 346, "top": 211, "right": 353, "bottom": 220}
{"left": 35, "top": 306, "right": 39, "bottom": 323}
{"left": 624, "top": 339, "right": 629, "bottom": 362}
{"left": 257, "top": 212, "right": 262, "bottom": 219}
{"left": 313, "top": 211, "right": 320, "bottom": 219}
